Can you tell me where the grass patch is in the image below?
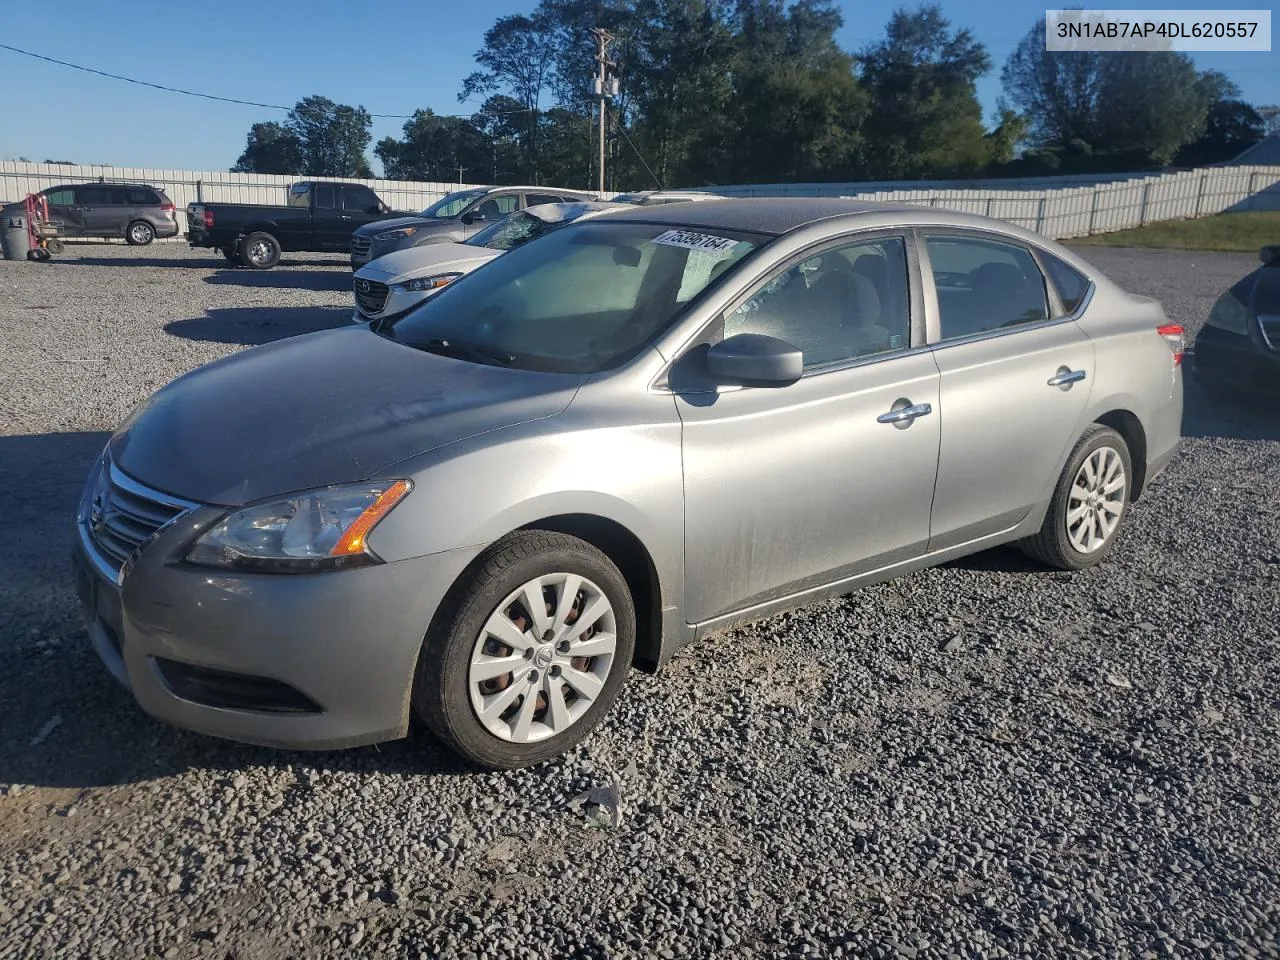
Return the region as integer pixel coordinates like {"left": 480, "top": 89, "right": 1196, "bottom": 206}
{"left": 1072, "top": 211, "right": 1280, "bottom": 253}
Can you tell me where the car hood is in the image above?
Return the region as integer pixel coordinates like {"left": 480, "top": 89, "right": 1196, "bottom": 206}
{"left": 353, "top": 215, "right": 455, "bottom": 237}
{"left": 356, "top": 243, "right": 499, "bottom": 283}
{"left": 109, "top": 326, "right": 585, "bottom": 506}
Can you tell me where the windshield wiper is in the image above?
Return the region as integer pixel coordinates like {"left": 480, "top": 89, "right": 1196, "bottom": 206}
{"left": 417, "top": 338, "right": 516, "bottom": 367}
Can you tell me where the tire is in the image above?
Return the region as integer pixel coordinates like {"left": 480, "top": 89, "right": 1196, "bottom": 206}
{"left": 125, "top": 220, "right": 155, "bottom": 246}
{"left": 220, "top": 245, "right": 239, "bottom": 264}
{"left": 27, "top": 248, "right": 51, "bottom": 262}
{"left": 238, "top": 231, "right": 281, "bottom": 270}
{"left": 1020, "top": 424, "right": 1133, "bottom": 571}
{"left": 415, "top": 530, "right": 636, "bottom": 769}
{"left": 46, "top": 238, "right": 65, "bottom": 255}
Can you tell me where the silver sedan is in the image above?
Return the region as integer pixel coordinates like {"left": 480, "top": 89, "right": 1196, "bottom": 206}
{"left": 74, "top": 199, "right": 1183, "bottom": 768}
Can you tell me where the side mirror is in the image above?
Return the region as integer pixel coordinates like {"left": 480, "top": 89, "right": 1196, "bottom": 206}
{"left": 706, "top": 333, "right": 802, "bottom": 386}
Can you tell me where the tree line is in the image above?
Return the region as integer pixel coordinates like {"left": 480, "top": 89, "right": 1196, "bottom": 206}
{"left": 233, "top": 2, "right": 1273, "bottom": 189}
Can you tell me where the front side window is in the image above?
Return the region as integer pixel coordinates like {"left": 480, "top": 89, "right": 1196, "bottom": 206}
{"left": 466, "top": 211, "right": 547, "bottom": 251}
{"left": 419, "top": 188, "right": 487, "bottom": 218}
{"left": 313, "top": 185, "right": 336, "bottom": 209}
{"left": 925, "top": 235, "right": 1049, "bottom": 340}
{"left": 383, "top": 221, "right": 761, "bottom": 373}
{"left": 45, "top": 188, "right": 75, "bottom": 205}
{"left": 724, "top": 237, "right": 911, "bottom": 370}
{"left": 471, "top": 195, "right": 519, "bottom": 221}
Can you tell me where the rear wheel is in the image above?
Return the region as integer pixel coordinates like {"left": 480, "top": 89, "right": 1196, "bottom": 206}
{"left": 415, "top": 531, "right": 636, "bottom": 769}
{"left": 1020, "top": 424, "right": 1132, "bottom": 571}
{"left": 238, "top": 231, "right": 281, "bottom": 269}
{"left": 126, "top": 220, "right": 155, "bottom": 246}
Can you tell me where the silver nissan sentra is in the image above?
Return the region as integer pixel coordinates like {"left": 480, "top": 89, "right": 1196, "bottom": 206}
{"left": 74, "top": 199, "right": 1183, "bottom": 769}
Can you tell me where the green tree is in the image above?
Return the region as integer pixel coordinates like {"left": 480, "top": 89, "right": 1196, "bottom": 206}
{"left": 1175, "top": 100, "right": 1265, "bottom": 166}
{"left": 858, "top": 6, "right": 993, "bottom": 179}
{"left": 232, "top": 121, "right": 303, "bottom": 174}
{"left": 285, "top": 96, "right": 373, "bottom": 178}
{"left": 375, "top": 110, "right": 493, "bottom": 182}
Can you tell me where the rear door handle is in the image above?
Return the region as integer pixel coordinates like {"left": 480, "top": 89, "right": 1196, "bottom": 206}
{"left": 1047, "top": 367, "right": 1087, "bottom": 387}
{"left": 877, "top": 402, "right": 933, "bottom": 425}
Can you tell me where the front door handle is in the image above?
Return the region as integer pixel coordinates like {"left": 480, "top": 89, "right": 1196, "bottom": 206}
{"left": 340, "top": 214, "right": 353, "bottom": 220}
{"left": 1047, "top": 367, "right": 1087, "bottom": 388}
{"left": 877, "top": 401, "right": 933, "bottom": 426}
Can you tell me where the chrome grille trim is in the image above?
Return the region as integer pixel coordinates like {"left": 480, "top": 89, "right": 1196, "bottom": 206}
{"left": 81, "top": 459, "right": 201, "bottom": 584}
{"left": 350, "top": 236, "right": 372, "bottom": 258}
{"left": 354, "top": 278, "right": 390, "bottom": 316}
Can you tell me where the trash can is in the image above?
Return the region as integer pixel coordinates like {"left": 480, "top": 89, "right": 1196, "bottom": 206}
{"left": 1, "top": 211, "right": 30, "bottom": 261}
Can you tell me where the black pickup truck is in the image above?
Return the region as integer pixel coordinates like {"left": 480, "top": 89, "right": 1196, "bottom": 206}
{"left": 186, "top": 181, "right": 407, "bottom": 269}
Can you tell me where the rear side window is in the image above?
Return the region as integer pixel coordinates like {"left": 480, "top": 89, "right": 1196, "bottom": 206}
{"left": 1042, "top": 253, "right": 1091, "bottom": 316}
{"left": 924, "top": 235, "right": 1049, "bottom": 341}
{"left": 313, "top": 185, "right": 336, "bottom": 209}
{"left": 125, "top": 188, "right": 158, "bottom": 205}
{"left": 288, "top": 184, "right": 311, "bottom": 208}
{"left": 76, "top": 186, "right": 113, "bottom": 205}
{"left": 526, "top": 193, "right": 564, "bottom": 207}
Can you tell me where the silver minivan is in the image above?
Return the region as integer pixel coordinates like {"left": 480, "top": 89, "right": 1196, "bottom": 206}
{"left": 40, "top": 182, "right": 179, "bottom": 245}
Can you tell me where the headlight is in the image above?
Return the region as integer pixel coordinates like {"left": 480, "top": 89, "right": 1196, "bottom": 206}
{"left": 391, "top": 273, "right": 462, "bottom": 294}
{"left": 374, "top": 227, "right": 418, "bottom": 242}
{"left": 1204, "top": 294, "right": 1250, "bottom": 335}
{"left": 186, "top": 481, "right": 411, "bottom": 572}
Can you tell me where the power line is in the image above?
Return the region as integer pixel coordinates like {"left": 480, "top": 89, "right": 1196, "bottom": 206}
{"left": 0, "top": 42, "right": 539, "bottom": 120}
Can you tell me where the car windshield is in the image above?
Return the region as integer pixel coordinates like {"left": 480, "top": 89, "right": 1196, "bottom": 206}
{"left": 418, "top": 188, "right": 488, "bottom": 218}
{"left": 465, "top": 210, "right": 550, "bottom": 251}
{"left": 380, "top": 221, "right": 764, "bottom": 373}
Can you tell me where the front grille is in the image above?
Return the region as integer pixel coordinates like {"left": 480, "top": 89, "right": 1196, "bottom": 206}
{"left": 85, "top": 460, "right": 194, "bottom": 578}
{"left": 350, "top": 236, "right": 372, "bottom": 259}
{"left": 354, "top": 278, "right": 389, "bottom": 315}
{"left": 1259, "top": 315, "right": 1279, "bottom": 351}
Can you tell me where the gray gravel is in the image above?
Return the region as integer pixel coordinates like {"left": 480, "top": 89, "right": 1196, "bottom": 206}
{"left": 1, "top": 242, "right": 1278, "bottom": 960}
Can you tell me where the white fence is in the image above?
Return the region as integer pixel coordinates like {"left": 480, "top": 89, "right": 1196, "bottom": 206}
{"left": 2, "top": 160, "right": 1279, "bottom": 242}
{"left": 711, "top": 165, "right": 1280, "bottom": 239}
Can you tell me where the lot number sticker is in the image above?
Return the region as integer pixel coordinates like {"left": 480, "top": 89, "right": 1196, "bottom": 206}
{"left": 652, "top": 229, "right": 739, "bottom": 253}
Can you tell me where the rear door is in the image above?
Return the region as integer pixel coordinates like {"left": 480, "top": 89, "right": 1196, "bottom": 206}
{"left": 42, "top": 186, "right": 82, "bottom": 236}
{"left": 524, "top": 192, "right": 567, "bottom": 208}
{"left": 340, "top": 185, "right": 385, "bottom": 242}
{"left": 920, "top": 231, "right": 1094, "bottom": 551}
{"left": 306, "top": 184, "right": 345, "bottom": 250}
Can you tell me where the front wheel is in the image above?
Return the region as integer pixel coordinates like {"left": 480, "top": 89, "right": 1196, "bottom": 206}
{"left": 1020, "top": 424, "right": 1132, "bottom": 571}
{"left": 238, "top": 231, "right": 281, "bottom": 269}
{"left": 126, "top": 220, "right": 155, "bottom": 245}
{"left": 415, "top": 531, "right": 636, "bottom": 769}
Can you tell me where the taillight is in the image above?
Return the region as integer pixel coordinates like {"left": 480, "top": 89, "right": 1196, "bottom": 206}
{"left": 160, "top": 203, "right": 175, "bottom": 211}
{"left": 203, "top": 208, "right": 214, "bottom": 228}
{"left": 1157, "top": 323, "right": 1184, "bottom": 365}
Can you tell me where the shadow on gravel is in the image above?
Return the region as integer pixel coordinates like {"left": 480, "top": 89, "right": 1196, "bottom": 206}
{"left": 164, "top": 306, "right": 352, "bottom": 346}
{"left": 0, "top": 430, "right": 474, "bottom": 790}
{"left": 1181, "top": 377, "right": 1280, "bottom": 443}
{"left": 942, "top": 545, "right": 1048, "bottom": 574}
{"left": 204, "top": 267, "right": 352, "bottom": 292}
{"left": 53, "top": 256, "right": 221, "bottom": 269}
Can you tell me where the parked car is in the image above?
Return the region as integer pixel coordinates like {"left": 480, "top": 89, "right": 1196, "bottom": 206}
{"left": 352, "top": 200, "right": 626, "bottom": 324}
{"left": 186, "top": 181, "right": 407, "bottom": 269}
{"left": 74, "top": 199, "right": 1182, "bottom": 769}
{"left": 37, "top": 182, "right": 179, "bottom": 245}
{"left": 349, "top": 185, "right": 597, "bottom": 269}
{"left": 610, "top": 190, "right": 726, "bottom": 205}
{"left": 1193, "top": 244, "right": 1280, "bottom": 398}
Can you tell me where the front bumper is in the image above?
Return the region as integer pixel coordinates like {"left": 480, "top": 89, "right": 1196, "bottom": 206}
{"left": 1194, "top": 328, "right": 1280, "bottom": 395}
{"left": 73, "top": 511, "right": 482, "bottom": 750}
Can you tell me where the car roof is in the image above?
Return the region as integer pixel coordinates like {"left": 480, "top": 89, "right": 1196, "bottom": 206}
{"left": 590, "top": 196, "right": 1054, "bottom": 242}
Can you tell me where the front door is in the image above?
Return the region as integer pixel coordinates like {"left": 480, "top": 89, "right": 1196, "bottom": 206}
{"left": 675, "top": 234, "right": 942, "bottom": 624}
{"left": 462, "top": 193, "right": 519, "bottom": 238}
{"left": 42, "top": 186, "right": 82, "bottom": 236}
{"left": 920, "top": 233, "right": 1094, "bottom": 550}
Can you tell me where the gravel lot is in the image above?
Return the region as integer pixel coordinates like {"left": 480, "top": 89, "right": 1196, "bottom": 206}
{"left": 1, "top": 242, "right": 1277, "bottom": 960}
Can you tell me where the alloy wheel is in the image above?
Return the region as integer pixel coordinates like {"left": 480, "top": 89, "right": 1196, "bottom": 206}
{"left": 1065, "top": 444, "right": 1126, "bottom": 554}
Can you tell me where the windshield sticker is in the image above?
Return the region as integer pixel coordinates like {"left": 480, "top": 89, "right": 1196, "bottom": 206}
{"left": 652, "top": 229, "right": 739, "bottom": 253}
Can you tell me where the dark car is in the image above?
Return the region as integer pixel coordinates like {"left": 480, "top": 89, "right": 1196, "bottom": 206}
{"left": 1194, "top": 245, "right": 1280, "bottom": 398}
{"left": 349, "top": 185, "right": 597, "bottom": 269}
{"left": 39, "top": 182, "right": 179, "bottom": 245}
{"left": 186, "top": 181, "right": 407, "bottom": 269}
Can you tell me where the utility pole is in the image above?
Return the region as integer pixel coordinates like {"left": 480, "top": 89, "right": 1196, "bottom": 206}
{"left": 456, "top": 166, "right": 466, "bottom": 187}
{"left": 590, "top": 27, "right": 615, "bottom": 195}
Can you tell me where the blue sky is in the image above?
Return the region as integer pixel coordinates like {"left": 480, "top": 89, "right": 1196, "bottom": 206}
{"left": 2, "top": 0, "right": 1275, "bottom": 173}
